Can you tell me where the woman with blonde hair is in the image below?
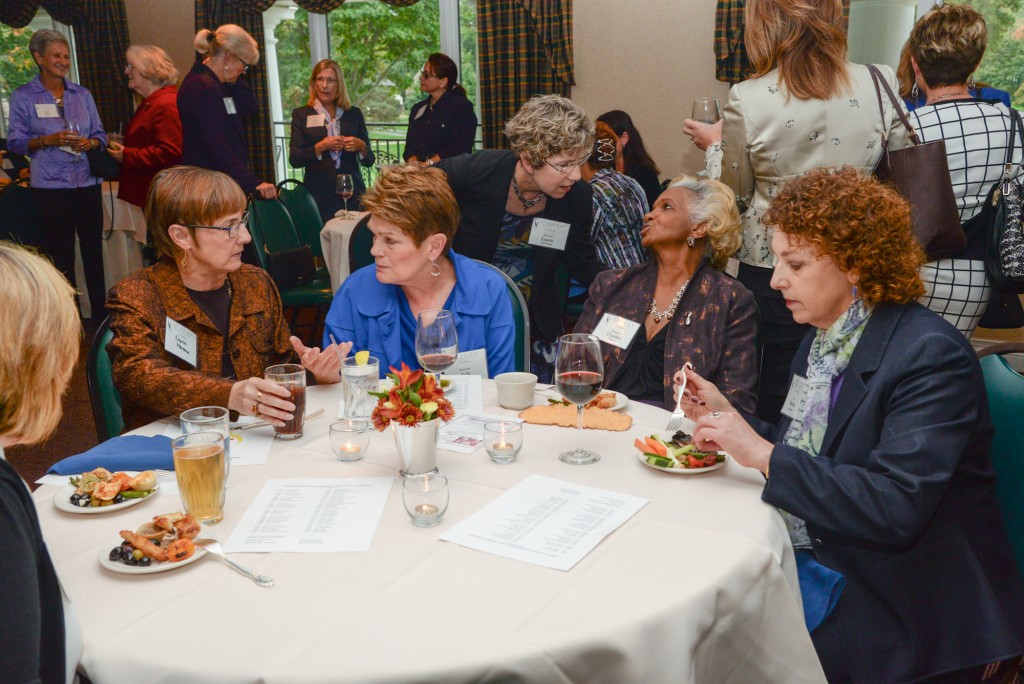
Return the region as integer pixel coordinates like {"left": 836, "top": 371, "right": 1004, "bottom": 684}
{"left": 682, "top": 0, "right": 908, "bottom": 424}
{"left": 289, "top": 59, "right": 374, "bottom": 222}
{"left": 0, "top": 242, "right": 81, "bottom": 682}
{"left": 437, "top": 94, "right": 606, "bottom": 380}
{"left": 177, "top": 24, "right": 275, "bottom": 199}
{"left": 575, "top": 176, "right": 757, "bottom": 411}
{"left": 107, "top": 166, "right": 343, "bottom": 431}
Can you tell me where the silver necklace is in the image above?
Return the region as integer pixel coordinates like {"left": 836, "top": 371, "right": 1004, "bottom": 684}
{"left": 649, "top": 279, "right": 691, "bottom": 323}
{"left": 928, "top": 91, "right": 969, "bottom": 104}
{"left": 511, "top": 173, "right": 544, "bottom": 210}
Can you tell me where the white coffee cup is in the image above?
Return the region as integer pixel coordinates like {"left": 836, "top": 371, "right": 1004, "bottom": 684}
{"left": 494, "top": 372, "right": 538, "bottom": 410}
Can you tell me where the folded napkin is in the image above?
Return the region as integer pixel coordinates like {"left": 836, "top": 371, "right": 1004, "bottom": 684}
{"left": 795, "top": 550, "right": 846, "bottom": 632}
{"left": 48, "top": 435, "right": 174, "bottom": 475}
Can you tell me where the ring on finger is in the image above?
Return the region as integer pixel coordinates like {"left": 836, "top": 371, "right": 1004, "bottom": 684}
{"left": 257, "top": 390, "right": 263, "bottom": 403}
{"left": 711, "top": 411, "right": 722, "bottom": 418}
{"left": 252, "top": 403, "right": 261, "bottom": 418}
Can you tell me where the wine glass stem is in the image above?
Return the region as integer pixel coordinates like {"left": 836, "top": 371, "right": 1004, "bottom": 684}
{"left": 575, "top": 405, "right": 584, "bottom": 453}
{"left": 343, "top": 197, "right": 349, "bottom": 217}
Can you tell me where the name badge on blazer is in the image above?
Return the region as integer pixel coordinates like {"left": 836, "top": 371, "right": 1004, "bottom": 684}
{"left": 165, "top": 318, "right": 198, "bottom": 367}
{"left": 306, "top": 114, "right": 325, "bottom": 128}
{"left": 528, "top": 218, "right": 570, "bottom": 251}
{"left": 223, "top": 97, "right": 237, "bottom": 115}
{"left": 448, "top": 348, "right": 489, "bottom": 378}
{"left": 592, "top": 313, "right": 641, "bottom": 350}
{"left": 35, "top": 103, "right": 59, "bottom": 118}
{"left": 413, "top": 105, "right": 426, "bottom": 120}
{"left": 781, "top": 375, "right": 810, "bottom": 423}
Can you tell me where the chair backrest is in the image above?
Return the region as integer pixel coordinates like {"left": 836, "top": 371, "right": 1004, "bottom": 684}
{"left": 348, "top": 215, "right": 375, "bottom": 274}
{"left": 248, "top": 197, "right": 302, "bottom": 267}
{"left": 277, "top": 179, "right": 324, "bottom": 258}
{"left": 473, "top": 259, "right": 530, "bottom": 372}
{"left": 979, "top": 342, "right": 1024, "bottom": 583}
{"left": 86, "top": 317, "right": 124, "bottom": 442}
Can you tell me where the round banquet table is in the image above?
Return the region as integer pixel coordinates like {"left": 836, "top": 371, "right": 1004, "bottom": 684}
{"left": 32, "top": 383, "right": 826, "bottom": 684}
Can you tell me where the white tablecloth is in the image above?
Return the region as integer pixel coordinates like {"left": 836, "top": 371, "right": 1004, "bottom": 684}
{"left": 32, "top": 384, "right": 825, "bottom": 684}
{"left": 320, "top": 210, "right": 369, "bottom": 292}
{"left": 74, "top": 182, "right": 145, "bottom": 318}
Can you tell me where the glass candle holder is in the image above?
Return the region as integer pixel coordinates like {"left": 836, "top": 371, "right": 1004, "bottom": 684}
{"left": 402, "top": 473, "right": 449, "bottom": 527}
{"left": 483, "top": 421, "right": 523, "bottom": 464}
{"left": 330, "top": 420, "right": 371, "bottom": 462}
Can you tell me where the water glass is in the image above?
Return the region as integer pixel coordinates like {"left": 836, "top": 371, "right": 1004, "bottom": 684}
{"left": 483, "top": 421, "right": 523, "bottom": 464}
{"left": 172, "top": 431, "right": 225, "bottom": 525}
{"left": 265, "top": 364, "right": 306, "bottom": 439}
{"left": 330, "top": 420, "right": 371, "bottom": 461}
{"left": 180, "top": 406, "right": 231, "bottom": 483}
{"left": 342, "top": 356, "right": 380, "bottom": 419}
{"left": 402, "top": 473, "right": 449, "bottom": 527}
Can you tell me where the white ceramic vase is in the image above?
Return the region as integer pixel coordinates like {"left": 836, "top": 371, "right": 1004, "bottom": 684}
{"left": 391, "top": 419, "right": 438, "bottom": 477}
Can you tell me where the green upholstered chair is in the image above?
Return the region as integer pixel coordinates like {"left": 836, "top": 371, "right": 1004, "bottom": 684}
{"left": 473, "top": 260, "right": 530, "bottom": 372}
{"left": 348, "top": 214, "right": 375, "bottom": 275}
{"left": 276, "top": 179, "right": 325, "bottom": 259}
{"left": 978, "top": 342, "right": 1024, "bottom": 583}
{"left": 87, "top": 318, "right": 124, "bottom": 442}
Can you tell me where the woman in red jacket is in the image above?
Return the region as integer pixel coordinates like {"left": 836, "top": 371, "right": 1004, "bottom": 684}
{"left": 108, "top": 45, "right": 182, "bottom": 222}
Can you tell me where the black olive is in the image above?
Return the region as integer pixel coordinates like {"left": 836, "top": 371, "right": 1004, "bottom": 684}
{"left": 71, "top": 494, "right": 90, "bottom": 507}
{"left": 125, "top": 557, "right": 138, "bottom": 566}
{"left": 119, "top": 547, "right": 132, "bottom": 560}
{"left": 113, "top": 492, "right": 124, "bottom": 504}
{"left": 108, "top": 548, "right": 121, "bottom": 561}
{"left": 138, "top": 557, "right": 152, "bottom": 567}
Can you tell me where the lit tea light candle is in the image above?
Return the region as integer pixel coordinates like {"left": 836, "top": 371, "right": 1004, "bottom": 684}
{"left": 340, "top": 444, "right": 361, "bottom": 454}
{"left": 415, "top": 503, "right": 439, "bottom": 516}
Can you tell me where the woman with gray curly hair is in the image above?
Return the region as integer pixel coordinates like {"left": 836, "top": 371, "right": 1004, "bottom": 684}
{"left": 574, "top": 176, "right": 758, "bottom": 411}
{"left": 437, "top": 94, "right": 607, "bottom": 380}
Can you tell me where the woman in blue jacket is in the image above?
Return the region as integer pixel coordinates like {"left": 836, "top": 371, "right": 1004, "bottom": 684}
{"left": 323, "top": 164, "right": 514, "bottom": 377}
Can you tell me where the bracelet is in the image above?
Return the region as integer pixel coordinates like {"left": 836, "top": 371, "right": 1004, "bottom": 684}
{"left": 764, "top": 457, "right": 771, "bottom": 479}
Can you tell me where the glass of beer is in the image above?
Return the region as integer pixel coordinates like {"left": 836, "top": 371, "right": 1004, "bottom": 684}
{"left": 265, "top": 363, "right": 306, "bottom": 439}
{"left": 172, "top": 431, "right": 226, "bottom": 525}
{"left": 180, "top": 406, "right": 231, "bottom": 484}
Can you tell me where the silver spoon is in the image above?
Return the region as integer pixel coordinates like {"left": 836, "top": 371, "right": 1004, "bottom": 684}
{"left": 195, "top": 539, "right": 275, "bottom": 588}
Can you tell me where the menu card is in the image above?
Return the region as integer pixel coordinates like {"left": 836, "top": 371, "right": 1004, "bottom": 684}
{"left": 438, "top": 412, "right": 520, "bottom": 454}
{"left": 224, "top": 478, "right": 392, "bottom": 553}
{"left": 440, "top": 475, "right": 648, "bottom": 571}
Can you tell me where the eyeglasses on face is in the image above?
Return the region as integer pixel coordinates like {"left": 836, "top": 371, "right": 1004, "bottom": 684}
{"left": 544, "top": 155, "right": 591, "bottom": 175}
{"left": 237, "top": 55, "right": 251, "bottom": 73}
{"left": 124, "top": 63, "right": 134, "bottom": 73}
{"left": 420, "top": 70, "right": 439, "bottom": 80}
{"left": 315, "top": 76, "right": 338, "bottom": 84}
{"left": 184, "top": 211, "right": 249, "bottom": 239}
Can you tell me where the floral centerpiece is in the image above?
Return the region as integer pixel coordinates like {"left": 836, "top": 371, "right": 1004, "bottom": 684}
{"left": 369, "top": 363, "right": 455, "bottom": 430}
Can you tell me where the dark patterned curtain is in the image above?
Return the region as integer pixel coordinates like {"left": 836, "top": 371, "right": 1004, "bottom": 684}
{"left": 715, "top": 0, "right": 851, "bottom": 85}
{"left": 477, "top": 0, "right": 574, "bottom": 149}
{"left": 292, "top": 0, "right": 347, "bottom": 10}
{"left": 0, "top": 0, "right": 42, "bottom": 28}
{"left": 377, "top": 0, "right": 421, "bottom": 6}
{"left": 196, "top": 0, "right": 277, "bottom": 184}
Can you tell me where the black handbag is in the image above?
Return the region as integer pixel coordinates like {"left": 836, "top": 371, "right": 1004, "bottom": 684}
{"left": 980, "top": 107, "right": 1024, "bottom": 293}
{"left": 265, "top": 244, "right": 316, "bottom": 289}
{"left": 868, "top": 65, "right": 965, "bottom": 261}
{"left": 86, "top": 145, "right": 120, "bottom": 181}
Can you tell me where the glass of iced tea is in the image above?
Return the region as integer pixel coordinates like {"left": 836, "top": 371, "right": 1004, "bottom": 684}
{"left": 172, "top": 431, "right": 226, "bottom": 525}
{"left": 265, "top": 363, "right": 306, "bottom": 439}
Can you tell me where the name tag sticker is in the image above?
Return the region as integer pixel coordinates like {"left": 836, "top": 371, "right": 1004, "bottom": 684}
{"left": 592, "top": 313, "right": 641, "bottom": 350}
{"left": 448, "top": 347, "right": 489, "bottom": 378}
{"left": 725, "top": 257, "right": 740, "bottom": 278}
{"left": 165, "top": 318, "right": 198, "bottom": 367}
{"left": 413, "top": 105, "right": 426, "bottom": 120}
{"left": 223, "top": 97, "right": 237, "bottom": 115}
{"left": 306, "top": 114, "right": 325, "bottom": 128}
{"left": 528, "top": 218, "right": 570, "bottom": 251}
{"left": 781, "top": 375, "right": 809, "bottom": 423}
{"left": 35, "top": 103, "right": 59, "bottom": 118}
{"left": 1, "top": 158, "right": 13, "bottom": 170}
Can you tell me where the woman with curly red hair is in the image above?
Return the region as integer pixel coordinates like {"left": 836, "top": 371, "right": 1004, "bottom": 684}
{"left": 678, "top": 167, "right": 1024, "bottom": 682}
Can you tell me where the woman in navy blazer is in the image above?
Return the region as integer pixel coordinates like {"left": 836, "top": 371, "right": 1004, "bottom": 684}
{"left": 684, "top": 168, "right": 1024, "bottom": 682}
{"left": 289, "top": 59, "right": 374, "bottom": 223}
{"left": 403, "top": 52, "right": 477, "bottom": 165}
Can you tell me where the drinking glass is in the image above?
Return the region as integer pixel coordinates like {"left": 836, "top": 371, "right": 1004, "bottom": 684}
{"left": 555, "top": 333, "right": 604, "bottom": 465}
{"left": 402, "top": 472, "right": 449, "bottom": 527}
{"left": 264, "top": 364, "right": 306, "bottom": 439}
{"left": 341, "top": 356, "right": 380, "bottom": 419}
{"left": 65, "top": 120, "right": 83, "bottom": 162}
{"left": 180, "top": 406, "right": 231, "bottom": 484}
{"left": 172, "top": 431, "right": 225, "bottom": 524}
{"left": 415, "top": 309, "right": 458, "bottom": 380}
{"left": 691, "top": 98, "right": 722, "bottom": 178}
{"left": 336, "top": 173, "right": 355, "bottom": 218}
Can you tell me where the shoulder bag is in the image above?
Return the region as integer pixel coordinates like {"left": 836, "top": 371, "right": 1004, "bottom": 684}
{"left": 86, "top": 145, "right": 121, "bottom": 181}
{"left": 980, "top": 107, "right": 1024, "bottom": 293}
{"left": 265, "top": 244, "right": 317, "bottom": 290}
{"left": 868, "top": 64, "right": 965, "bottom": 261}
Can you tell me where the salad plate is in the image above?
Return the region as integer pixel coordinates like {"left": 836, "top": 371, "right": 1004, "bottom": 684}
{"left": 53, "top": 481, "right": 159, "bottom": 515}
{"left": 636, "top": 451, "right": 728, "bottom": 475}
{"left": 98, "top": 536, "right": 207, "bottom": 575}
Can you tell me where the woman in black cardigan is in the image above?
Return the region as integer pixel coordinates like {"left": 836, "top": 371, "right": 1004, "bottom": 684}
{"left": 289, "top": 59, "right": 374, "bottom": 222}
{"left": 403, "top": 52, "right": 477, "bottom": 165}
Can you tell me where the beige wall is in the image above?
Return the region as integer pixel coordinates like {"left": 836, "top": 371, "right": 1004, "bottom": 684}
{"left": 573, "top": 0, "right": 729, "bottom": 184}
{"left": 123, "top": 0, "right": 193, "bottom": 85}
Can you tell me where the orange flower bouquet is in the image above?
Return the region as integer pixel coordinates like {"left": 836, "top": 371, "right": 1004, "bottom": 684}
{"left": 369, "top": 363, "right": 455, "bottom": 431}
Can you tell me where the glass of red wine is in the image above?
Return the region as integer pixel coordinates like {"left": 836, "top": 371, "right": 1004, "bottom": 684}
{"left": 336, "top": 173, "right": 355, "bottom": 219}
{"left": 555, "top": 333, "right": 604, "bottom": 465}
{"left": 415, "top": 309, "right": 458, "bottom": 382}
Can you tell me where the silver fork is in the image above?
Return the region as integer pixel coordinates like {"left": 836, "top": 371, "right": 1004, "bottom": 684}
{"left": 666, "top": 362, "right": 694, "bottom": 432}
{"left": 195, "top": 539, "right": 275, "bottom": 588}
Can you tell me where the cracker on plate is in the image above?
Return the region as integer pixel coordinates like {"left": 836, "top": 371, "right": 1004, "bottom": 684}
{"left": 518, "top": 404, "right": 632, "bottom": 431}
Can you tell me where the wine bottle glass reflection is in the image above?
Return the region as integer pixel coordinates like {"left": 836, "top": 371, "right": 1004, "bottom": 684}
{"left": 336, "top": 174, "right": 355, "bottom": 218}
{"left": 555, "top": 333, "right": 604, "bottom": 465}
{"left": 415, "top": 309, "right": 458, "bottom": 381}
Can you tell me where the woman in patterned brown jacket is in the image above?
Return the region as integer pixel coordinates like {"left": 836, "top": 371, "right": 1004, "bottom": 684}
{"left": 575, "top": 175, "right": 758, "bottom": 412}
{"left": 107, "top": 166, "right": 346, "bottom": 432}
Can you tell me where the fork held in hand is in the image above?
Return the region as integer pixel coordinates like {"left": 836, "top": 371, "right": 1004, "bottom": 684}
{"left": 666, "top": 362, "right": 695, "bottom": 432}
{"left": 195, "top": 539, "right": 275, "bottom": 588}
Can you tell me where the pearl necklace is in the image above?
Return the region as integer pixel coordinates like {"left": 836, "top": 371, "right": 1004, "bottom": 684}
{"left": 511, "top": 173, "right": 544, "bottom": 210}
{"left": 649, "top": 278, "right": 691, "bottom": 323}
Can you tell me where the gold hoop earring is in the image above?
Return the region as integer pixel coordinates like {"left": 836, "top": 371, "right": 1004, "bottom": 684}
{"left": 180, "top": 249, "right": 189, "bottom": 270}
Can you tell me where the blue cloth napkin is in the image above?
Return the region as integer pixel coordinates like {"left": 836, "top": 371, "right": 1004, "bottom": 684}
{"left": 796, "top": 550, "right": 846, "bottom": 632}
{"left": 48, "top": 435, "right": 174, "bottom": 475}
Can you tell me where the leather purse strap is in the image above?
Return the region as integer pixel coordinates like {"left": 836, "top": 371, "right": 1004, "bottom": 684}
{"left": 1002, "top": 108, "right": 1023, "bottom": 188}
{"left": 868, "top": 64, "right": 921, "bottom": 147}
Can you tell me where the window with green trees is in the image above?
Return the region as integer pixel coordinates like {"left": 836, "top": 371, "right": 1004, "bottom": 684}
{"left": 957, "top": 0, "right": 1024, "bottom": 107}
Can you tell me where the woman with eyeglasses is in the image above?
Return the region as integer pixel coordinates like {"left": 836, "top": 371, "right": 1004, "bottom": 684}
{"left": 436, "top": 94, "right": 607, "bottom": 381}
{"left": 177, "top": 25, "right": 276, "bottom": 200}
{"left": 403, "top": 52, "right": 477, "bottom": 166}
{"left": 107, "top": 166, "right": 345, "bottom": 432}
{"left": 289, "top": 59, "right": 374, "bottom": 222}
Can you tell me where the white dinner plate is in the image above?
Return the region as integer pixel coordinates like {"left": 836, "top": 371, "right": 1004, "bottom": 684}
{"left": 635, "top": 450, "right": 728, "bottom": 475}
{"left": 53, "top": 481, "right": 160, "bottom": 515}
{"left": 98, "top": 537, "right": 207, "bottom": 575}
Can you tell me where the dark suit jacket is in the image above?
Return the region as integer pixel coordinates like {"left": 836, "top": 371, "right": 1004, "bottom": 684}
{"left": 437, "top": 149, "right": 606, "bottom": 342}
{"left": 403, "top": 90, "right": 477, "bottom": 161}
{"left": 178, "top": 63, "right": 262, "bottom": 195}
{"left": 575, "top": 260, "right": 757, "bottom": 413}
{"left": 288, "top": 104, "right": 374, "bottom": 222}
{"left": 759, "top": 303, "right": 1024, "bottom": 682}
